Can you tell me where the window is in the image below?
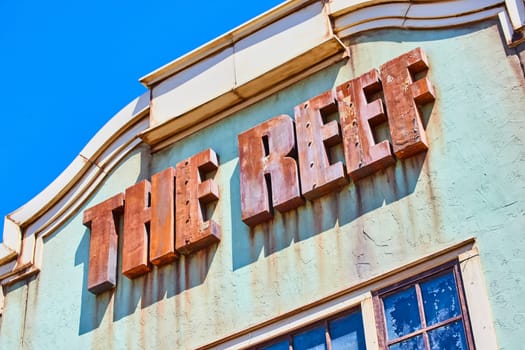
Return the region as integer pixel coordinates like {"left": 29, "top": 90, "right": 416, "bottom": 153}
{"left": 214, "top": 243, "right": 497, "bottom": 350}
{"left": 374, "top": 261, "right": 475, "bottom": 349}
{"left": 253, "top": 308, "right": 366, "bottom": 350}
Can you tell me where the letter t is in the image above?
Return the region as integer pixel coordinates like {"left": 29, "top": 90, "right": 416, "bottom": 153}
{"left": 83, "top": 193, "right": 124, "bottom": 295}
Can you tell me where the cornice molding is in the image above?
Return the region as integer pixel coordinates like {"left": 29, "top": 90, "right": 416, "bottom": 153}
{"left": 0, "top": 93, "right": 150, "bottom": 313}
{"left": 139, "top": 0, "right": 524, "bottom": 150}
{"left": 138, "top": 0, "right": 320, "bottom": 88}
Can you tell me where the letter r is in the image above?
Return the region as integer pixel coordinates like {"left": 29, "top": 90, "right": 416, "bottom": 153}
{"left": 238, "top": 114, "right": 303, "bottom": 227}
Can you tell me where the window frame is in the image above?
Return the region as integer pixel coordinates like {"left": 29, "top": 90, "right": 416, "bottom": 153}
{"left": 252, "top": 307, "right": 365, "bottom": 350}
{"left": 372, "top": 259, "right": 476, "bottom": 349}
{"left": 202, "top": 240, "right": 498, "bottom": 350}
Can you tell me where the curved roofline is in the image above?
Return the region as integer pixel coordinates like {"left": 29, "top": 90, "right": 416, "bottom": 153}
{"left": 139, "top": 0, "right": 524, "bottom": 89}
{"left": 0, "top": 92, "right": 149, "bottom": 301}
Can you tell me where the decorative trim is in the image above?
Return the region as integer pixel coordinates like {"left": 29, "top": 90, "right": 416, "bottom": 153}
{"left": 197, "top": 238, "right": 476, "bottom": 349}
{"left": 0, "top": 92, "right": 150, "bottom": 312}
{"left": 147, "top": 53, "right": 347, "bottom": 153}
{"left": 139, "top": 0, "right": 523, "bottom": 150}
{"left": 138, "top": 0, "right": 320, "bottom": 88}
{"left": 458, "top": 247, "right": 500, "bottom": 349}
{"left": 140, "top": 1, "right": 346, "bottom": 147}
{"left": 332, "top": 0, "right": 525, "bottom": 47}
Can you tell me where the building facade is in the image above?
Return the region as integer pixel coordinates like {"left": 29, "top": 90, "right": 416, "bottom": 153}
{"left": 1, "top": 1, "right": 525, "bottom": 349}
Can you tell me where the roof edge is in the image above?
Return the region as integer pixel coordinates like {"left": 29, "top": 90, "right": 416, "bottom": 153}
{"left": 0, "top": 92, "right": 150, "bottom": 303}
{"left": 139, "top": 0, "right": 318, "bottom": 87}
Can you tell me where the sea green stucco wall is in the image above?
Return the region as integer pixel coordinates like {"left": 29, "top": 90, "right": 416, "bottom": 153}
{"left": 1, "top": 21, "right": 523, "bottom": 349}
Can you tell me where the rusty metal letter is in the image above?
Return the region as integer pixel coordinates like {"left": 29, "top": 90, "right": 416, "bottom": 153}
{"left": 238, "top": 115, "right": 303, "bottom": 227}
{"left": 175, "top": 149, "right": 220, "bottom": 254}
{"left": 150, "top": 167, "right": 178, "bottom": 265}
{"left": 83, "top": 193, "right": 124, "bottom": 294}
{"left": 380, "top": 47, "right": 435, "bottom": 158}
{"left": 336, "top": 69, "right": 395, "bottom": 181}
{"left": 122, "top": 180, "right": 152, "bottom": 278}
{"left": 295, "top": 90, "right": 347, "bottom": 199}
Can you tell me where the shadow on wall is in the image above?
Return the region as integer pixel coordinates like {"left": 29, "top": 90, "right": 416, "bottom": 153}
{"left": 72, "top": 63, "right": 343, "bottom": 336}
{"left": 74, "top": 107, "right": 431, "bottom": 335}
{"left": 74, "top": 35, "right": 438, "bottom": 333}
{"left": 73, "top": 145, "right": 220, "bottom": 335}
{"left": 228, "top": 34, "right": 439, "bottom": 269}
{"left": 75, "top": 227, "right": 217, "bottom": 335}
{"left": 230, "top": 86, "right": 434, "bottom": 269}
{"left": 230, "top": 151, "right": 429, "bottom": 271}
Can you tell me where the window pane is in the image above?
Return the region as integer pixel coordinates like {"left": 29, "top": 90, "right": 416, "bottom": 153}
{"left": 261, "top": 340, "right": 289, "bottom": 350}
{"left": 329, "top": 312, "right": 366, "bottom": 350}
{"left": 383, "top": 287, "right": 422, "bottom": 339}
{"left": 292, "top": 326, "right": 327, "bottom": 350}
{"left": 388, "top": 335, "right": 425, "bottom": 350}
{"left": 421, "top": 271, "right": 461, "bottom": 326}
{"left": 428, "top": 320, "right": 467, "bottom": 350}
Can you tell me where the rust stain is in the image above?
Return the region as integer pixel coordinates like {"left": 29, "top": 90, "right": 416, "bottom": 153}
{"left": 248, "top": 228, "right": 259, "bottom": 263}
{"left": 421, "top": 154, "right": 443, "bottom": 240}
{"left": 293, "top": 207, "right": 301, "bottom": 243}
{"left": 348, "top": 44, "right": 356, "bottom": 77}
{"left": 86, "top": 284, "right": 114, "bottom": 350}
{"left": 156, "top": 269, "right": 166, "bottom": 303}
{"left": 331, "top": 189, "right": 340, "bottom": 225}
{"left": 197, "top": 249, "right": 207, "bottom": 282}
{"left": 141, "top": 269, "right": 153, "bottom": 308}
{"left": 354, "top": 182, "right": 364, "bottom": 218}
{"left": 174, "top": 257, "right": 183, "bottom": 296}
{"left": 262, "top": 222, "right": 272, "bottom": 256}
{"left": 139, "top": 273, "right": 152, "bottom": 349}
{"left": 311, "top": 200, "right": 324, "bottom": 235}
{"left": 183, "top": 256, "right": 190, "bottom": 293}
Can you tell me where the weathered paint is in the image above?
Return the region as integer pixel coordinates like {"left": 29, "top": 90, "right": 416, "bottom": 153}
{"left": 122, "top": 181, "right": 152, "bottom": 279}
{"left": 295, "top": 89, "right": 348, "bottom": 199}
{"left": 1, "top": 281, "right": 28, "bottom": 349}
{"left": 0, "top": 21, "right": 524, "bottom": 350}
{"left": 83, "top": 193, "right": 124, "bottom": 293}
{"left": 336, "top": 68, "right": 396, "bottom": 181}
{"left": 238, "top": 115, "right": 304, "bottom": 226}
{"left": 174, "top": 148, "right": 221, "bottom": 255}
{"left": 149, "top": 167, "right": 178, "bottom": 266}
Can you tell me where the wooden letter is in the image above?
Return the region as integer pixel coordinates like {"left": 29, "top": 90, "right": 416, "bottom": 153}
{"left": 83, "top": 193, "right": 124, "bottom": 294}
{"left": 336, "top": 69, "right": 395, "bottom": 181}
{"left": 175, "top": 149, "right": 220, "bottom": 254}
{"left": 238, "top": 115, "right": 304, "bottom": 227}
{"left": 380, "top": 47, "right": 435, "bottom": 158}
{"left": 150, "top": 167, "right": 178, "bottom": 265}
{"left": 122, "top": 180, "right": 151, "bottom": 278}
{"left": 295, "top": 90, "right": 347, "bottom": 200}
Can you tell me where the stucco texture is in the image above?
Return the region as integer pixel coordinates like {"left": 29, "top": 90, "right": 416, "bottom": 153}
{"left": 1, "top": 21, "right": 523, "bottom": 349}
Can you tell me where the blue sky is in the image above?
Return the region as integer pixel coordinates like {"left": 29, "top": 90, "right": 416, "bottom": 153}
{"left": 0, "top": 0, "right": 284, "bottom": 241}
